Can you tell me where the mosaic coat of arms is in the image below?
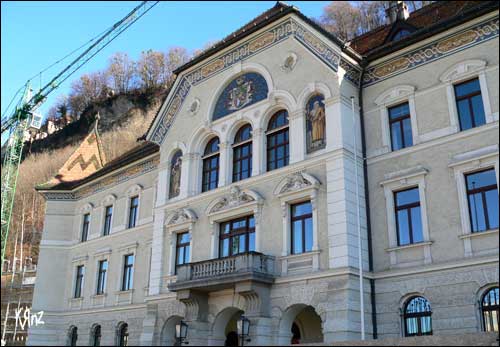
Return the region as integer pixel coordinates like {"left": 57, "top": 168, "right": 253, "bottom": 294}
{"left": 227, "top": 77, "right": 254, "bottom": 111}
{"left": 213, "top": 72, "right": 268, "bottom": 120}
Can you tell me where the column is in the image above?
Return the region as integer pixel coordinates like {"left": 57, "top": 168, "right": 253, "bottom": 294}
{"left": 252, "top": 128, "right": 264, "bottom": 176}
{"left": 179, "top": 153, "right": 192, "bottom": 199}
{"left": 288, "top": 109, "right": 305, "bottom": 164}
{"left": 326, "top": 152, "right": 368, "bottom": 271}
{"left": 149, "top": 209, "right": 165, "bottom": 296}
{"left": 156, "top": 163, "right": 169, "bottom": 207}
{"left": 253, "top": 206, "right": 262, "bottom": 252}
{"left": 210, "top": 222, "right": 219, "bottom": 259}
{"left": 218, "top": 142, "right": 230, "bottom": 187}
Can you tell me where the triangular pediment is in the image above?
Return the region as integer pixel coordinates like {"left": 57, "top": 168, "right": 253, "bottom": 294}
{"left": 145, "top": 4, "right": 361, "bottom": 145}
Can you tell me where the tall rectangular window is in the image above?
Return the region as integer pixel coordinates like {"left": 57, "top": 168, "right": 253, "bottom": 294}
{"left": 466, "top": 169, "right": 499, "bottom": 232}
{"left": 74, "top": 265, "right": 84, "bottom": 298}
{"left": 103, "top": 205, "right": 113, "bottom": 236}
{"left": 175, "top": 232, "right": 191, "bottom": 274}
{"left": 128, "top": 196, "right": 139, "bottom": 229}
{"left": 219, "top": 216, "right": 255, "bottom": 258}
{"left": 389, "top": 102, "right": 413, "bottom": 151}
{"left": 122, "top": 254, "right": 134, "bottom": 291}
{"left": 394, "top": 187, "right": 423, "bottom": 246}
{"left": 96, "top": 260, "right": 108, "bottom": 295}
{"left": 454, "top": 78, "right": 486, "bottom": 131}
{"left": 291, "top": 201, "right": 313, "bottom": 254}
{"left": 81, "top": 213, "right": 90, "bottom": 242}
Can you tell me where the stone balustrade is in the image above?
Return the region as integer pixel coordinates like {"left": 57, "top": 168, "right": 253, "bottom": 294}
{"left": 169, "top": 252, "right": 276, "bottom": 292}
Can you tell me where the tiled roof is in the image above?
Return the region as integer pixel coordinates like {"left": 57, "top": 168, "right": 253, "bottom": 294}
{"left": 349, "top": 1, "right": 495, "bottom": 56}
{"left": 37, "top": 141, "right": 159, "bottom": 191}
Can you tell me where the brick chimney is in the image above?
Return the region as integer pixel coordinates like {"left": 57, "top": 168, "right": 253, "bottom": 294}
{"left": 386, "top": 1, "right": 410, "bottom": 24}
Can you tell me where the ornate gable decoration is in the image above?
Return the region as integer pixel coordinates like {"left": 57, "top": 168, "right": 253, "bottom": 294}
{"left": 274, "top": 171, "right": 320, "bottom": 196}
{"left": 213, "top": 72, "right": 268, "bottom": 121}
{"left": 364, "top": 18, "right": 498, "bottom": 86}
{"left": 148, "top": 17, "right": 361, "bottom": 145}
{"left": 439, "top": 59, "right": 487, "bottom": 83}
{"left": 166, "top": 208, "right": 197, "bottom": 226}
{"left": 206, "top": 186, "right": 263, "bottom": 215}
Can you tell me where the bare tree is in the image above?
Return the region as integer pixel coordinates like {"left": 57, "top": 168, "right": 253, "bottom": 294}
{"left": 68, "top": 71, "right": 108, "bottom": 116}
{"left": 321, "top": 1, "right": 361, "bottom": 41}
{"left": 137, "top": 49, "right": 168, "bottom": 90}
{"left": 107, "top": 52, "right": 137, "bottom": 94}
{"left": 358, "top": 1, "right": 386, "bottom": 33}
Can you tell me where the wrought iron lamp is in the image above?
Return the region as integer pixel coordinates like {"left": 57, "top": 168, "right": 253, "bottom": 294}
{"left": 237, "top": 316, "right": 251, "bottom": 346}
{"left": 175, "top": 320, "right": 188, "bottom": 345}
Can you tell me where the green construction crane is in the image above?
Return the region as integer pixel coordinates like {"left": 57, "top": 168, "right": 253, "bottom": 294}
{"left": 1, "top": 1, "right": 159, "bottom": 274}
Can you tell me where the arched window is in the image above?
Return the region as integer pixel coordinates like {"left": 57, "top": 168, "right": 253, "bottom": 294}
{"left": 91, "top": 325, "right": 101, "bottom": 346}
{"left": 202, "top": 137, "right": 220, "bottom": 192}
{"left": 266, "top": 110, "right": 289, "bottom": 171}
{"left": 118, "top": 323, "right": 129, "bottom": 347}
{"left": 68, "top": 326, "right": 78, "bottom": 346}
{"left": 232, "top": 124, "right": 252, "bottom": 182}
{"left": 481, "top": 287, "right": 499, "bottom": 332}
{"left": 403, "top": 296, "right": 432, "bottom": 337}
{"left": 169, "top": 150, "right": 182, "bottom": 199}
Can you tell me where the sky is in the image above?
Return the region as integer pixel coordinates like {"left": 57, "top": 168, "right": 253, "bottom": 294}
{"left": 1, "top": 1, "right": 328, "bottom": 140}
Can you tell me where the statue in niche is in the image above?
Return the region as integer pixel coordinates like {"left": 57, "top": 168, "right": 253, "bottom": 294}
{"left": 306, "top": 94, "right": 326, "bottom": 153}
{"left": 169, "top": 150, "right": 182, "bottom": 199}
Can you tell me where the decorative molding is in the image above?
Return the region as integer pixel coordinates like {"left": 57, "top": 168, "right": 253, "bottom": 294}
{"left": 364, "top": 17, "right": 499, "bottom": 86}
{"left": 165, "top": 208, "right": 198, "bottom": 226}
{"left": 274, "top": 171, "right": 320, "bottom": 196}
{"left": 206, "top": 186, "right": 263, "bottom": 215}
{"left": 281, "top": 52, "right": 298, "bottom": 72}
{"left": 440, "top": 59, "right": 487, "bottom": 83}
{"left": 374, "top": 85, "right": 415, "bottom": 106}
{"left": 380, "top": 165, "right": 429, "bottom": 186}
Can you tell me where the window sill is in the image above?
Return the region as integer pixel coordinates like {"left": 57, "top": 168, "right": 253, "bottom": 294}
{"left": 386, "top": 241, "right": 433, "bottom": 252}
{"left": 115, "top": 289, "right": 134, "bottom": 306}
{"left": 459, "top": 229, "right": 498, "bottom": 239}
{"left": 68, "top": 297, "right": 83, "bottom": 310}
{"left": 280, "top": 250, "right": 320, "bottom": 260}
{"left": 91, "top": 293, "right": 106, "bottom": 307}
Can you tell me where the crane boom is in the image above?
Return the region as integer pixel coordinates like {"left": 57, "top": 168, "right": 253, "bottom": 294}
{"left": 1, "top": 1, "right": 159, "bottom": 273}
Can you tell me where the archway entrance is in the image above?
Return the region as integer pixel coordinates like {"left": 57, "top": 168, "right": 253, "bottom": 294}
{"left": 279, "top": 304, "right": 323, "bottom": 345}
{"left": 160, "top": 315, "right": 183, "bottom": 346}
{"left": 211, "top": 307, "right": 244, "bottom": 346}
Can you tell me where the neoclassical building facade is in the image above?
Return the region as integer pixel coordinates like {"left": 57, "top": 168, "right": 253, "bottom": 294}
{"left": 29, "top": 1, "right": 499, "bottom": 345}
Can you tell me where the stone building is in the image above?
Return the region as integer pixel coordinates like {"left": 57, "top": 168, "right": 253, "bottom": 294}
{"left": 28, "top": 1, "right": 498, "bottom": 345}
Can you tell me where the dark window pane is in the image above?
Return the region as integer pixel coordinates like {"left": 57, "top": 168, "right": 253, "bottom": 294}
{"left": 177, "top": 248, "right": 185, "bottom": 265}
{"left": 292, "top": 202, "right": 312, "bottom": 217}
{"left": 396, "top": 188, "right": 420, "bottom": 206}
{"left": 402, "top": 117, "right": 413, "bottom": 147}
{"left": 471, "top": 95, "right": 486, "bottom": 126}
{"left": 485, "top": 190, "right": 499, "bottom": 229}
{"left": 238, "top": 234, "right": 246, "bottom": 253}
{"left": 221, "top": 239, "right": 229, "bottom": 257}
{"left": 249, "top": 232, "right": 255, "bottom": 252}
{"left": 391, "top": 122, "right": 403, "bottom": 150}
{"left": 305, "top": 218, "right": 313, "bottom": 252}
{"left": 397, "top": 210, "right": 410, "bottom": 245}
{"left": 466, "top": 170, "right": 497, "bottom": 190}
{"left": 293, "top": 220, "right": 303, "bottom": 254}
{"left": 411, "top": 207, "right": 423, "bottom": 243}
{"left": 389, "top": 103, "right": 409, "bottom": 120}
{"left": 469, "top": 193, "right": 487, "bottom": 232}
{"left": 455, "top": 78, "right": 480, "bottom": 97}
{"left": 457, "top": 99, "right": 473, "bottom": 130}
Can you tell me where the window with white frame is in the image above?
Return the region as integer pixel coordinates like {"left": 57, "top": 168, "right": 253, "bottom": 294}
{"left": 81, "top": 213, "right": 90, "bottom": 242}
{"left": 121, "top": 254, "right": 134, "bottom": 291}
{"left": 381, "top": 166, "right": 432, "bottom": 265}
{"left": 74, "top": 265, "right": 85, "bottom": 298}
{"left": 440, "top": 59, "right": 495, "bottom": 133}
{"left": 175, "top": 232, "right": 191, "bottom": 274}
{"left": 374, "top": 85, "right": 419, "bottom": 153}
{"left": 449, "top": 146, "right": 499, "bottom": 257}
{"left": 128, "top": 196, "right": 139, "bottom": 229}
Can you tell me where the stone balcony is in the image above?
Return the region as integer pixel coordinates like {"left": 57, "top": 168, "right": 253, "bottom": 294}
{"left": 168, "top": 252, "right": 276, "bottom": 292}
